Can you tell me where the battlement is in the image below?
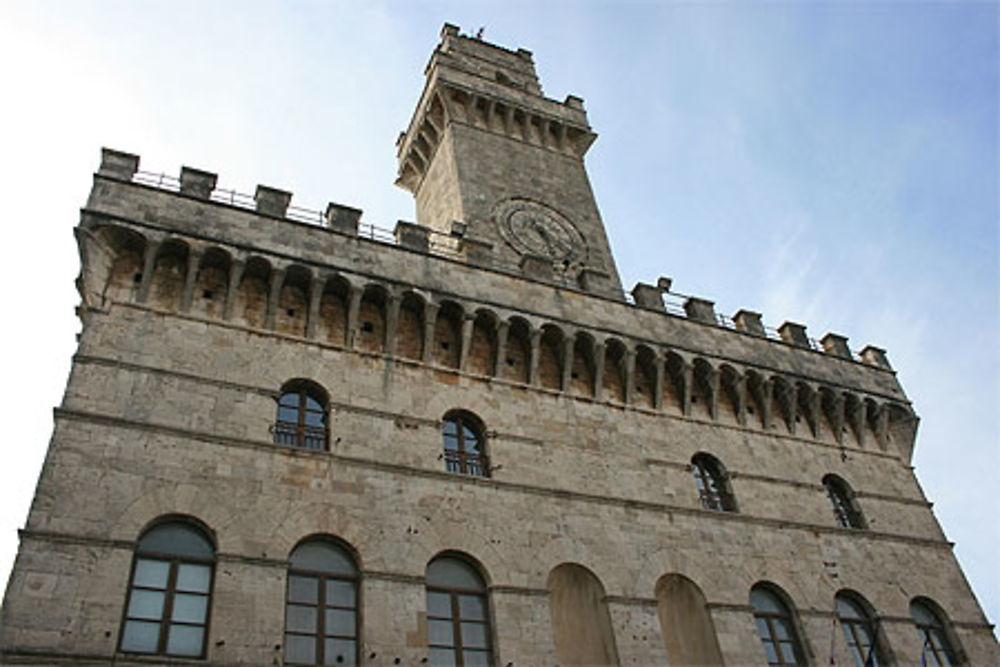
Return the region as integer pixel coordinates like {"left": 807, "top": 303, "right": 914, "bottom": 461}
{"left": 92, "top": 148, "right": 900, "bottom": 381}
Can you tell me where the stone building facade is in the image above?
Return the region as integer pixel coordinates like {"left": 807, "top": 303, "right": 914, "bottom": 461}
{"left": 1, "top": 23, "right": 996, "bottom": 667}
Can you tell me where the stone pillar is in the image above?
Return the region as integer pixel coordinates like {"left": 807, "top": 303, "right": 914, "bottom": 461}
{"left": 180, "top": 249, "right": 203, "bottom": 313}
{"left": 785, "top": 383, "right": 798, "bottom": 436}
{"left": 593, "top": 342, "right": 606, "bottom": 401}
{"left": 493, "top": 321, "right": 509, "bottom": 378}
{"left": 255, "top": 185, "right": 292, "bottom": 218}
{"left": 528, "top": 329, "right": 542, "bottom": 386}
{"left": 733, "top": 310, "right": 765, "bottom": 337}
{"left": 846, "top": 399, "right": 865, "bottom": 447}
{"left": 681, "top": 364, "right": 693, "bottom": 416}
{"left": 778, "top": 322, "right": 810, "bottom": 348}
{"left": 759, "top": 379, "right": 773, "bottom": 430}
{"left": 458, "top": 315, "right": 474, "bottom": 371}
{"left": 560, "top": 337, "right": 575, "bottom": 392}
{"left": 223, "top": 260, "right": 245, "bottom": 321}
{"left": 136, "top": 241, "right": 160, "bottom": 304}
{"left": 265, "top": 268, "right": 285, "bottom": 331}
{"left": 384, "top": 294, "right": 402, "bottom": 355}
{"left": 345, "top": 285, "right": 363, "bottom": 349}
{"left": 179, "top": 167, "right": 217, "bottom": 200}
{"left": 623, "top": 349, "right": 637, "bottom": 405}
{"left": 874, "top": 404, "right": 890, "bottom": 449}
{"left": 651, "top": 355, "right": 664, "bottom": 411}
{"left": 829, "top": 393, "right": 846, "bottom": 444}
{"left": 306, "top": 275, "right": 324, "bottom": 340}
{"left": 707, "top": 368, "right": 720, "bottom": 421}
{"left": 422, "top": 303, "right": 439, "bottom": 364}
{"left": 735, "top": 376, "right": 748, "bottom": 426}
{"left": 802, "top": 388, "right": 820, "bottom": 437}
{"left": 99, "top": 148, "right": 140, "bottom": 180}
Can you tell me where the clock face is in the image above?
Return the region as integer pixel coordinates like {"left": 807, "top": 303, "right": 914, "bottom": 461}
{"left": 493, "top": 198, "right": 587, "bottom": 268}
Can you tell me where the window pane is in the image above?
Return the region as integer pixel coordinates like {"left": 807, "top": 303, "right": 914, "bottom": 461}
{"left": 779, "top": 640, "right": 799, "bottom": 664}
{"left": 774, "top": 618, "right": 792, "bottom": 640}
{"left": 171, "top": 593, "right": 208, "bottom": 624}
{"left": 279, "top": 392, "right": 301, "bottom": 408}
{"left": 138, "top": 523, "right": 213, "bottom": 559}
{"left": 325, "top": 609, "right": 356, "bottom": 637}
{"left": 461, "top": 621, "right": 488, "bottom": 648}
{"left": 327, "top": 579, "right": 356, "bottom": 607}
{"left": 443, "top": 434, "right": 459, "bottom": 451}
{"left": 127, "top": 589, "right": 165, "bottom": 620}
{"left": 443, "top": 420, "right": 458, "bottom": 437}
{"left": 325, "top": 638, "right": 356, "bottom": 665}
{"left": 463, "top": 649, "right": 492, "bottom": 667}
{"left": 121, "top": 619, "right": 161, "bottom": 653}
{"left": 176, "top": 563, "right": 211, "bottom": 593}
{"left": 285, "top": 634, "right": 317, "bottom": 664}
{"left": 290, "top": 542, "right": 356, "bottom": 575}
{"left": 286, "top": 604, "right": 318, "bottom": 633}
{"left": 166, "top": 624, "right": 204, "bottom": 656}
{"left": 426, "top": 558, "right": 485, "bottom": 590}
{"left": 751, "top": 588, "right": 783, "bottom": 614}
{"left": 289, "top": 575, "right": 319, "bottom": 603}
{"left": 305, "top": 395, "right": 323, "bottom": 412}
{"left": 304, "top": 409, "right": 325, "bottom": 427}
{"left": 133, "top": 559, "right": 170, "bottom": 589}
{"left": 755, "top": 617, "right": 771, "bottom": 640}
{"left": 762, "top": 639, "right": 779, "bottom": 664}
{"left": 458, "top": 594, "right": 486, "bottom": 620}
{"left": 279, "top": 405, "right": 299, "bottom": 424}
{"left": 429, "top": 646, "right": 457, "bottom": 667}
{"left": 428, "top": 618, "right": 455, "bottom": 646}
{"left": 427, "top": 591, "right": 452, "bottom": 617}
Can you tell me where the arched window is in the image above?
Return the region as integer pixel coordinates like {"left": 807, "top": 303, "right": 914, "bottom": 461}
{"left": 426, "top": 555, "right": 492, "bottom": 666}
{"left": 823, "top": 475, "right": 866, "bottom": 529}
{"left": 836, "top": 592, "right": 884, "bottom": 666}
{"left": 750, "top": 584, "right": 806, "bottom": 666}
{"left": 284, "top": 538, "right": 359, "bottom": 666}
{"left": 275, "top": 381, "right": 328, "bottom": 450}
{"left": 442, "top": 411, "right": 489, "bottom": 477}
{"left": 910, "top": 599, "right": 959, "bottom": 666}
{"left": 691, "top": 453, "right": 736, "bottom": 512}
{"left": 119, "top": 520, "right": 215, "bottom": 658}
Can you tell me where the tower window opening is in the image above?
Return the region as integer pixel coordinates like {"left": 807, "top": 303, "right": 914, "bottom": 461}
{"left": 441, "top": 411, "right": 489, "bottom": 477}
{"left": 275, "top": 382, "right": 329, "bottom": 451}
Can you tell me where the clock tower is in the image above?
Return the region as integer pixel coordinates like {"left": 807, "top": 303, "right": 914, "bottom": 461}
{"left": 396, "top": 24, "right": 624, "bottom": 298}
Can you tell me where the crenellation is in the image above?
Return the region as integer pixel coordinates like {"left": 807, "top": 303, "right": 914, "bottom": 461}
{"left": 179, "top": 166, "right": 217, "bottom": 200}
{"left": 779, "top": 320, "right": 810, "bottom": 348}
{"left": 98, "top": 147, "right": 139, "bottom": 181}
{"left": 254, "top": 184, "right": 292, "bottom": 218}
{"left": 684, "top": 296, "right": 717, "bottom": 324}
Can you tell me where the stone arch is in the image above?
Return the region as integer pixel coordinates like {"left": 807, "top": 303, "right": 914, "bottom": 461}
{"left": 316, "top": 275, "right": 350, "bottom": 346}
{"left": 718, "top": 364, "right": 743, "bottom": 424}
{"left": 796, "top": 381, "right": 818, "bottom": 437}
{"left": 633, "top": 344, "right": 658, "bottom": 409}
{"left": 691, "top": 358, "right": 716, "bottom": 420}
{"left": 98, "top": 225, "right": 148, "bottom": 306}
{"left": 654, "top": 573, "right": 724, "bottom": 665}
{"left": 818, "top": 385, "right": 842, "bottom": 442}
{"left": 468, "top": 308, "right": 498, "bottom": 376}
{"left": 538, "top": 324, "right": 564, "bottom": 391}
{"left": 663, "top": 351, "right": 687, "bottom": 414}
{"left": 546, "top": 563, "right": 620, "bottom": 667}
{"left": 569, "top": 331, "right": 597, "bottom": 397}
{"left": 601, "top": 338, "right": 627, "bottom": 403}
{"left": 745, "top": 370, "right": 770, "bottom": 429}
{"left": 432, "top": 300, "right": 463, "bottom": 368}
{"left": 396, "top": 290, "right": 426, "bottom": 361}
{"left": 233, "top": 256, "right": 272, "bottom": 329}
{"left": 276, "top": 264, "right": 311, "bottom": 337}
{"left": 772, "top": 375, "right": 796, "bottom": 433}
{"left": 843, "top": 393, "right": 865, "bottom": 447}
{"left": 148, "top": 238, "right": 190, "bottom": 311}
{"left": 357, "top": 283, "right": 388, "bottom": 353}
{"left": 191, "top": 246, "right": 231, "bottom": 320}
{"left": 502, "top": 317, "right": 531, "bottom": 383}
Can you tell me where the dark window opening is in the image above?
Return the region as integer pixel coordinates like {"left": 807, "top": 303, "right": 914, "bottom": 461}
{"left": 442, "top": 412, "right": 489, "bottom": 478}
{"left": 750, "top": 586, "right": 806, "bottom": 666}
{"left": 202, "top": 289, "right": 214, "bottom": 300}
{"left": 361, "top": 321, "right": 374, "bottom": 333}
{"left": 275, "top": 384, "right": 328, "bottom": 451}
{"left": 133, "top": 272, "right": 143, "bottom": 284}
{"left": 691, "top": 453, "right": 736, "bottom": 512}
{"left": 426, "top": 556, "right": 492, "bottom": 667}
{"left": 823, "top": 475, "right": 866, "bottom": 529}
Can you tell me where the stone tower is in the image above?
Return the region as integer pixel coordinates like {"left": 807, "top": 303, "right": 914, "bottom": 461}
{"left": 396, "top": 24, "right": 623, "bottom": 298}
{"left": 1, "top": 23, "right": 997, "bottom": 667}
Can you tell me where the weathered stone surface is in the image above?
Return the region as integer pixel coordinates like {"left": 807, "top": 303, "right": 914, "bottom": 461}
{"left": 1, "top": 23, "right": 995, "bottom": 667}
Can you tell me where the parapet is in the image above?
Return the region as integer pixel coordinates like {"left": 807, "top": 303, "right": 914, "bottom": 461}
{"left": 94, "top": 148, "right": 895, "bottom": 373}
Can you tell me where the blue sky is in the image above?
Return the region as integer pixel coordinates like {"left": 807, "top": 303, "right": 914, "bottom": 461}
{"left": 1, "top": 0, "right": 996, "bottom": 640}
